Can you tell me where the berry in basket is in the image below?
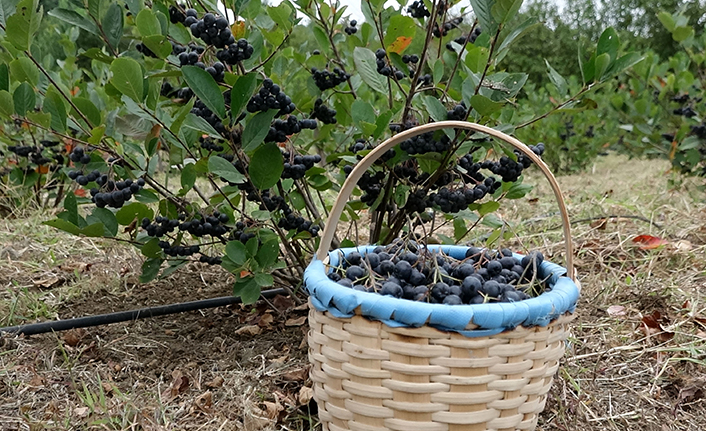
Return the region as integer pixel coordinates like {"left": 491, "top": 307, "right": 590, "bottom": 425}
{"left": 327, "top": 239, "right": 549, "bottom": 305}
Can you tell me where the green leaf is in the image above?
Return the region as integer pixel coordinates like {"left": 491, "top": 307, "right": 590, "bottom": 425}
{"left": 453, "top": 218, "right": 467, "bottom": 242}
{"left": 0, "top": 90, "right": 13, "bottom": 119}
{"left": 209, "top": 156, "right": 245, "bottom": 184}
{"left": 254, "top": 273, "right": 274, "bottom": 287}
{"left": 115, "top": 202, "right": 154, "bottom": 225}
{"left": 267, "top": 2, "right": 293, "bottom": 31}
{"left": 142, "top": 34, "right": 173, "bottom": 58}
{"left": 5, "top": 0, "right": 42, "bottom": 50}
{"left": 657, "top": 11, "right": 675, "bottom": 32}
{"left": 43, "top": 218, "right": 80, "bottom": 235}
{"left": 545, "top": 59, "right": 568, "bottom": 96}
{"left": 383, "top": 15, "right": 416, "bottom": 48}
{"left": 13, "top": 82, "right": 34, "bottom": 116}
{"left": 470, "top": 94, "right": 503, "bottom": 116}
{"left": 9, "top": 57, "right": 38, "bottom": 86}
{"left": 470, "top": 0, "right": 497, "bottom": 34}
{"left": 242, "top": 109, "right": 278, "bottom": 153}
{"left": 181, "top": 65, "right": 225, "bottom": 119}
{"left": 353, "top": 47, "right": 387, "bottom": 94}
{"left": 672, "top": 26, "right": 694, "bottom": 42}
{"left": 422, "top": 95, "right": 448, "bottom": 122}
{"left": 496, "top": 17, "right": 537, "bottom": 56}
{"left": 44, "top": 86, "right": 67, "bottom": 132}
{"left": 245, "top": 236, "right": 258, "bottom": 257}
{"left": 141, "top": 238, "right": 162, "bottom": 258}
{"left": 249, "top": 142, "right": 283, "bottom": 190}
{"left": 605, "top": 52, "right": 644, "bottom": 78}
{"left": 505, "top": 182, "right": 532, "bottom": 199}
{"left": 478, "top": 200, "right": 500, "bottom": 216}
{"left": 63, "top": 191, "right": 79, "bottom": 226}
{"left": 110, "top": 57, "right": 144, "bottom": 102}
{"left": 233, "top": 277, "right": 260, "bottom": 304}
{"left": 72, "top": 97, "right": 101, "bottom": 127}
{"left": 0, "top": 0, "right": 19, "bottom": 27}
{"left": 180, "top": 163, "right": 196, "bottom": 190}
{"left": 490, "top": 0, "right": 523, "bottom": 27}
{"left": 594, "top": 52, "right": 611, "bottom": 82}
{"left": 351, "top": 99, "right": 376, "bottom": 128}
{"left": 596, "top": 27, "right": 619, "bottom": 62}
{"left": 86, "top": 207, "right": 118, "bottom": 237}
{"left": 136, "top": 9, "right": 162, "bottom": 37}
{"left": 230, "top": 73, "right": 257, "bottom": 119}
{"left": 225, "top": 240, "right": 247, "bottom": 265}
{"left": 255, "top": 240, "right": 279, "bottom": 268}
{"left": 48, "top": 7, "right": 97, "bottom": 35}
{"left": 102, "top": 2, "right": 123, "bottom": 50}
{"left": 178, "top": 112, "right": 222, "bottom": 144}
{"left": 0, "top": 63, "right": 8, "bottom": 92}
{"left": 140, "top": 258, "right": 163, "bottom": 283}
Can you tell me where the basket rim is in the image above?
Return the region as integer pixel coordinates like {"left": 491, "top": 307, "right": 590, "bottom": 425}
{"left": 304, "top": 244, "right": 580, "bottom": 337}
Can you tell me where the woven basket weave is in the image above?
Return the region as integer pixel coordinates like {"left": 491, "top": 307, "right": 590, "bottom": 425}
{"left": 305, "top": 121, "right": 580, "bottom": 431}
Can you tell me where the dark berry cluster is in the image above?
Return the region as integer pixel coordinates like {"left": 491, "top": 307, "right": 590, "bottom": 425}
{"left": 446, "top": 103, "right": 467, "bottom": 120}
{"left": 375, "top": 49, "right": 405, "bottom": 80}
{"left": 8, "top": 144, "right": 54, "bottom": 165}
{"left": 311, "top": 67, "right": 350, "bottom": 91}
{"left": 358, "top": 170, "right": 386, "bottom": 205}
{"left": 265, "top": 116, "right": 317, "bottom": 143}
{"left": 8, "top": 145, "right": 34, "bottom": 158}
{"left": 200, "top": 137, "right": 224, "bottom": 152}
{"left": 406, "top": 1, "right": 430, "bottom": 18}
{"left": 200, "top": 255, "right": 223, "bottom": 265}
{"left": 177, "top": 44, "right": 206, "bottom": 67}
{"left": 446, "top": 26, "right": 483, "bottom": 51}
{"left": 142, "top": 216, "right": 179, "bottom": 237}
{"left": 282, "top": 152, "right": 321, "bottom": 180}
{"left": 278, "top": 213, "right": 320, "bottom": 236}
{"left": 169, "top": 5, "right": 186, "bottom": 24}
{"left": 344, "top": 20, "right": 358, "bottom": 35}
{"left": 86, "top": 176, "right": 146, "bottom": 209}
{"left": 192, "top": 98, "right": 226, "bottom": 134}
{"left": 177, "top": 212, "right": 230, "bottom": 237}
{"left": 215, "top": 38, "right": 254, "bottom": 65}
{"left": 311, "top": 98, "right": 337, "bottom": 124}
{"left": 246, "top": 78, "right": 296, "bottom": 116}
{"left": 161, "top": 82, "right": 194, "bottom": 100}
{"left": 189, "top": 12, "right": 234, "bottom": 48}
{"left": 330, "top": 241, "right": 547, "bottom": 304}
{"left": 433, "top": 17, "right": 463, "bottom": 37}
{"left": 69, "top": 146, "right": 92, "bottom": 165}
{"left": 229, "top": 221, "right": 256, "bottom": 244}
{"left": 428, "top": 178, "right": 500, "bottom": 212}
{"left": 400, "top": 132, "right": 451, "bottom": 155}
{"left": 159, "top": 241, "right": 200, "bottom": 257}
{"left": 673, "top": 107, "right": 697, "bottom": 117}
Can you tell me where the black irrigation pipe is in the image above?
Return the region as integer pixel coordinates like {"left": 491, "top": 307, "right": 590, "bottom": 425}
{"left": 0, "top": 288, "right": 289, "bottom": 336}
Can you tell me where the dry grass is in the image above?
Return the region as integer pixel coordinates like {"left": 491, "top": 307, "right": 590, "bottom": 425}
{"left": 1, "top": 153, "right": 705, "bottom": 430}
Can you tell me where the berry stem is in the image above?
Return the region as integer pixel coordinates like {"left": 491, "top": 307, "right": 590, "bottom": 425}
{"left": 246, "top": 30, "right": 293, "bottom": 74}
{"left": 443, "top": 21, "right": 478, "bottom": 103}
{"left": 400, "top": 0, "right": 442, "bottom": 125}
{"left": 312, "top": 0, "right": 357, "bottom": 99}
{"left": 516, "top": 85, "right": 593, "bottom": 129}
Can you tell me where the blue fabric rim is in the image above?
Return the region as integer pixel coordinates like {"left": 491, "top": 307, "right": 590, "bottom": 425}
{"left": 304, "top": 245, "right": 580, "bottom": 337}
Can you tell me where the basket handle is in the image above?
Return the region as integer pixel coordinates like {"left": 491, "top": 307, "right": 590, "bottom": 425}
{"left": 315, "top": 121, "right": 574, "bottom": 280}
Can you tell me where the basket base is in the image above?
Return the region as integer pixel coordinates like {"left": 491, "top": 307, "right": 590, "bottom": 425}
{"left": 308, "top": 301, "right": 573, "bottom": 431}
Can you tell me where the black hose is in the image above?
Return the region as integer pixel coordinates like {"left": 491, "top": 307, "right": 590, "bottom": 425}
{"left": 0, "top": 288, "right": 289, "bottom": 336}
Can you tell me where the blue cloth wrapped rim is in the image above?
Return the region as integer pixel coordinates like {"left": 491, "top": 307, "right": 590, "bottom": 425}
{"left": 304, "top": 245, "right": 580, "bottom": 338}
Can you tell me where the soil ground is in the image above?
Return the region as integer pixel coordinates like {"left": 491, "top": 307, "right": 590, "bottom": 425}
{"left": 1, "top": 153, "right": 705, "bottom": 431}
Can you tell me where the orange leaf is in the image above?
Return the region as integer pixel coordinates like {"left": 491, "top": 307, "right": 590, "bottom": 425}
{"left": 36, "top": 165, "right": 49, "bottom": 174}
{"left": 387, "top": 36, "right": 413, "bottom": 54}
{"left": 240, "top": 270, "right": 252, "bottom": 278}
{"left": 74, "top": 188, "right": 87, "bottom": 197}
{"left": 632, "top": 235, "right": 668, "bottom": 250}
{"left": 232, "top": 21, "right": 246, "bottom": 39}
{"left": 669, "top": 140, "right": 678, "bottom": 160}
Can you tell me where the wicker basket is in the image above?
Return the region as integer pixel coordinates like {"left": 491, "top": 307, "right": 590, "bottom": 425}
{"left": 304, "top": 121, "right": 580, "bottom": 431}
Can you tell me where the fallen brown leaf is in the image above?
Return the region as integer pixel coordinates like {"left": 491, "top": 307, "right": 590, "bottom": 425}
{"left": 272, "top": 295, "right": 295, "bottom": 312}
{"left": 285, "top": 316, "right": 307, "bottom": 327}
{"left": 282, "top": 367, "right": 308, "bottom": 382}
{"left": 32, "top": 275, "right": 63, "bottom": 289}
{"left": 58, "top": 262, "right": 92, "bottom": 273}
{"left": 162, "top": 370, "right": 190, "bottom": 401}
{"left": 73, "top": 406, "right": 89, "bottom": 418}
{"left": 235, "top": 325, "right": 262, "bottom": 336}
{"left": 63, "top": 328, "right": 86, "bottom": 347}
{"left": 298, "top": 386, "right": 314, "bottom": 406}
{"left": 590, "top": 218, "right": 607, "bottom": 230}
{"left": 606, "top": 305, "right": 627, "bottom": 317}
{"left": 192, "top": 390, "right": 214, "bottom": 414}
{"left": 205, "top": 375, "right": 224, "bottom": 388}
